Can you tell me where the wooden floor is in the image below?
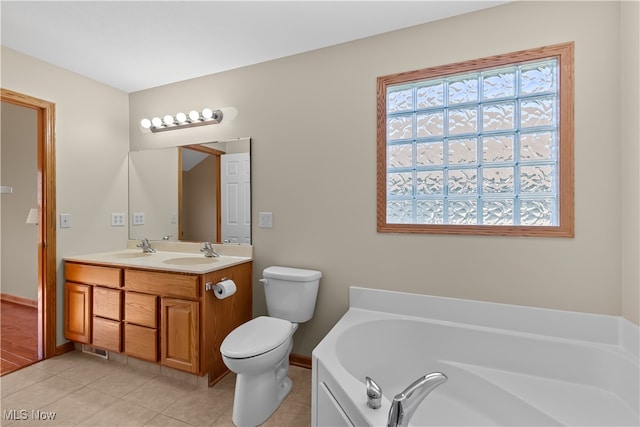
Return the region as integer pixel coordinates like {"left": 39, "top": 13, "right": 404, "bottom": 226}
{"left": 1, "top": 300, "right": 39, "bottom": 375}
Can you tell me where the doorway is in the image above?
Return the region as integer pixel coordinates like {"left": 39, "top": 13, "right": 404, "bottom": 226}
{"left": 1, "top": 88, "right": 57, "bottom": 374}
{"left": 179, "top": 144, "right": 222, "bottom": 243}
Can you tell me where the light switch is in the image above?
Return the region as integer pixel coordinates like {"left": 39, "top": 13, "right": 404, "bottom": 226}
{"left": 132, "top": 212, "right": 145, "bottom": 225}
{"left": 111, "top": 213, "right": 125, "bottom": 226}
{"left": 259, "top": 212, "right": 273, "bottom": 228}
{"left": 60, "top": 213, "right": 71, "bottom": 228}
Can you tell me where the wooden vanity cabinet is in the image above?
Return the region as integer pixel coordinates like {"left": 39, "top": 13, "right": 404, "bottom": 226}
{"left": 201, "top": 262, "right": 253, "bottom": 383}
{"left": 64, "top": 259, "right": 253, "bottom": 385}
{"left": 64, "top": 263, "right": 123, "bottom": 346}
{"left": 123, "top": 261, "right": 253, "bottom": 384}
{"left": 124, "top": 269, "right": 200, "bottom": 369}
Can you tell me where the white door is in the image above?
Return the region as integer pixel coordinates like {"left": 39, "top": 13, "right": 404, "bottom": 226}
{"left": 221, "top": 152, "right": 251, "bottom": 244}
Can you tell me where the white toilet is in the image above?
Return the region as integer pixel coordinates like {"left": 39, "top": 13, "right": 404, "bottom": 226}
{"left": 220, "top": 266, "right": 322, "bottom": 427}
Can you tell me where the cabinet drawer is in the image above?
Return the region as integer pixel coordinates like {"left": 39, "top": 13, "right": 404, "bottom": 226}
{"left": 125, "top": 270, "right": 199, "bottom": 299}
{"left": 124, "top": 323, "right": 157, "bottom": 362}
{"left": 92, "top": 317, "right": 121, "bottom": 352}
{"left": 93, "top": 287, "right": 122, "bottom": 320}
{"left": 66, "top": 262, "right": 122, "bottom": 288}
{"left": 124, "top": 292, "right": 157, "bottom": 328}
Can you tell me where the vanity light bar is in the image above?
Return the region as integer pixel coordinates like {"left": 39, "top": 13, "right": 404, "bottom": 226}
{"left": 140, "top": 108, "right": 223, "bottom": 133}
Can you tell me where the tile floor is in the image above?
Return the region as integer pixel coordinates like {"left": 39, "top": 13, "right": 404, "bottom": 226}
{"left": 0, "top": 351, "right": 311, "bottom": 426}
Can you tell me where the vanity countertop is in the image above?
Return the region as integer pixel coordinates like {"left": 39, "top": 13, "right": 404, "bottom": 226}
{"left": 64, "top": 241, "right": 253, "bottom": 274}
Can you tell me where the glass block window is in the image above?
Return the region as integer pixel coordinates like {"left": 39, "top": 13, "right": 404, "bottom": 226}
{"left": 377, "top": 43, "right": 574, "bottom": 237}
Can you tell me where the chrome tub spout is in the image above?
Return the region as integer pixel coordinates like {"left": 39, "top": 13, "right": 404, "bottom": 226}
{"left": 387, "top": 372, "right": 448, "bottom": 427}
{"left": 366, "top": 376, "right": 382, "bottom": 409}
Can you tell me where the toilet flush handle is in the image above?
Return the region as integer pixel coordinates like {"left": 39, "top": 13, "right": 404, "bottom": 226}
{"left": 259, "top": 278, "right": 269, "bottom": 286}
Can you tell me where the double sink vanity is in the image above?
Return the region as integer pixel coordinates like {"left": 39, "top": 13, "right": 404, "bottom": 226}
{"left": 63, "top": 241, "right": 253, "bottom": 386}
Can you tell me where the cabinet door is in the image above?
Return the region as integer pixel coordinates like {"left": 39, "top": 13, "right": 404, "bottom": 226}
{"left": 161, "top": 298, "right": 199, "bottom": 373}
{"left": 64, "top": 282, "right": 92, "bottom": 343}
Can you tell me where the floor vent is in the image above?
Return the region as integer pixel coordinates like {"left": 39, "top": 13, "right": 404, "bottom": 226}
{"left": 81, "top": 344, "right": 108, "bottom": 359}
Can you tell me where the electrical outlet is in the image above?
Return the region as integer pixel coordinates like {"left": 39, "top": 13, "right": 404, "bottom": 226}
{"left": 132, "top": 212, "right": 145, "bottom": 225}
{"left": 169, "top": 213, "right": 177, "bottom": 224}
{"left": 60, "top": 213, "right": 71, "bottom": 228}
{"left": 111, "top": 213, "right": 125, "bottom": 226}
{"left": 259, "top": 212, "right": 273, "bottom": 228}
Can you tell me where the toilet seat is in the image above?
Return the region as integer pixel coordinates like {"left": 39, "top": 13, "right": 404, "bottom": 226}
{"left": 221, "top": 316, "right": 294, "bottom": 359}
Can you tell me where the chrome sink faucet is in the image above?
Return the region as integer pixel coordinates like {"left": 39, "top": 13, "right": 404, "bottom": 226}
{"left": 137, "top": 238, "right": 156, "bottom": 253}
{"left": 201, "top": 242, "right": 220, "bottom": 258}
{"left": 380, "top": 372, "right": 447, "bottom": 427}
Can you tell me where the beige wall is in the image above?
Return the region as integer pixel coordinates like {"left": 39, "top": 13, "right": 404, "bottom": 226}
{"left": 620, "top": 0, "right": 640, "bottom": 325}
{"left": 129, "top": 148, "right": 179, "bottom": 241}
{"left": 131, "top": 1, "right": 639, "bottom": 356}
{"left": 2, "top": 0, "right": 637, "bottom": 352}
{"left": 1, "top": 102, "right": 38, "bottom": 301}
{"left": 1, "top": 47, "right": 130, "bottom": 345}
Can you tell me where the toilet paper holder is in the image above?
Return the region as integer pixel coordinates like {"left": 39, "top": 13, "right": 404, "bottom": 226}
{"left": 205, "top": 278, "right": 228, "bottom": 292}
{"left": 206, "top": 278, "right": 237, "bottom": 299}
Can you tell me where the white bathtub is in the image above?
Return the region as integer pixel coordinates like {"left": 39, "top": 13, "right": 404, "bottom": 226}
{"left": 312, "top": 287, "right": 639, "bottom": 426}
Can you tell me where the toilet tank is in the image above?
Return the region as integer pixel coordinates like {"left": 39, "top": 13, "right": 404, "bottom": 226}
{"left": 263, "top": 266, "right": 322, "bottom": 323}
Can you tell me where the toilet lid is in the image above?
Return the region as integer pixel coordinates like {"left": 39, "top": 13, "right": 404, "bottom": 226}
{"left": 220, "top": 316, "right": 294, "bottom": 359}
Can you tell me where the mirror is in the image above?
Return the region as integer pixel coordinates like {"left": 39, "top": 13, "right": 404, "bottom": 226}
{"left": 128, "top": 137, "right": 251, "bottom": 244}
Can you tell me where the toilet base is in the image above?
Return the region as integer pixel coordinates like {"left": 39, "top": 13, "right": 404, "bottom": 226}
{"left": 231, "top": 357, "right": 293, "bottom": 427}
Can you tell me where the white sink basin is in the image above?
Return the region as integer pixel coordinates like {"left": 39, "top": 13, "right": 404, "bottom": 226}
{"left": 162, "top": 257, "right": 219, "bottom": 266}
{"left": 105, "top": 252, "right": 154, "bottom": 259}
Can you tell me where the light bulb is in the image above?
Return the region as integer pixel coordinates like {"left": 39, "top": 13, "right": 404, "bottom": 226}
{"left": 202, "top": 108, "right": 213, "bottom": 120}
{"left": 188, "top": 110, "right": 200, "bottom": 122}
{"left": 151, "top": 117, "right": 163, "bottom": 127}
{"left": 176, "top": 112, "right": 187, "bottom": 123}
{"left": 163, "top": 115, "right": 174, "bottom": 126}
{"left": 140, "top": 118, "right": 151, "bottom": 129}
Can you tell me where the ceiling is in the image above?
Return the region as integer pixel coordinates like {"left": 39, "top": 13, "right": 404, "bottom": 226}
{"left": 1, "top": 1, "right": 507, "bottom": 93}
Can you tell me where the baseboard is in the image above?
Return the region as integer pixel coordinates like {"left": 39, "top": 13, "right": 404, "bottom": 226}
{"left": 289, "top": 353, "right": 312, "bottom": 369}
{"left": 0, "top": 293, "right": 37, "bottom": 308}
{"left": 56, "top": 341, "right": 75, "bottom": 356}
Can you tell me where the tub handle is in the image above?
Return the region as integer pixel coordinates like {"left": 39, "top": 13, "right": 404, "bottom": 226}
{"left": 365, "top": 376, "right": 382, "bottom": 409}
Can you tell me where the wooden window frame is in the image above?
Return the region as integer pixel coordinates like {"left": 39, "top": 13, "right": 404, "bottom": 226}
{"left": 376, "top": 42, "right": 574, "bottom": 237}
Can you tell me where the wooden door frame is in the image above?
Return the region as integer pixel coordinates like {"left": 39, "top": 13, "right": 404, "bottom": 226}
{"left": 1, "top": 88, "right": 57, "bottom": 359}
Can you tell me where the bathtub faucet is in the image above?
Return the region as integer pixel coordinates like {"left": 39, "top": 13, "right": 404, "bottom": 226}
{"left": 365, "top": 376, "right": 382, "bottom": 409}
{"left": 387, "top": 372, "right": 448, "bottom": 427}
